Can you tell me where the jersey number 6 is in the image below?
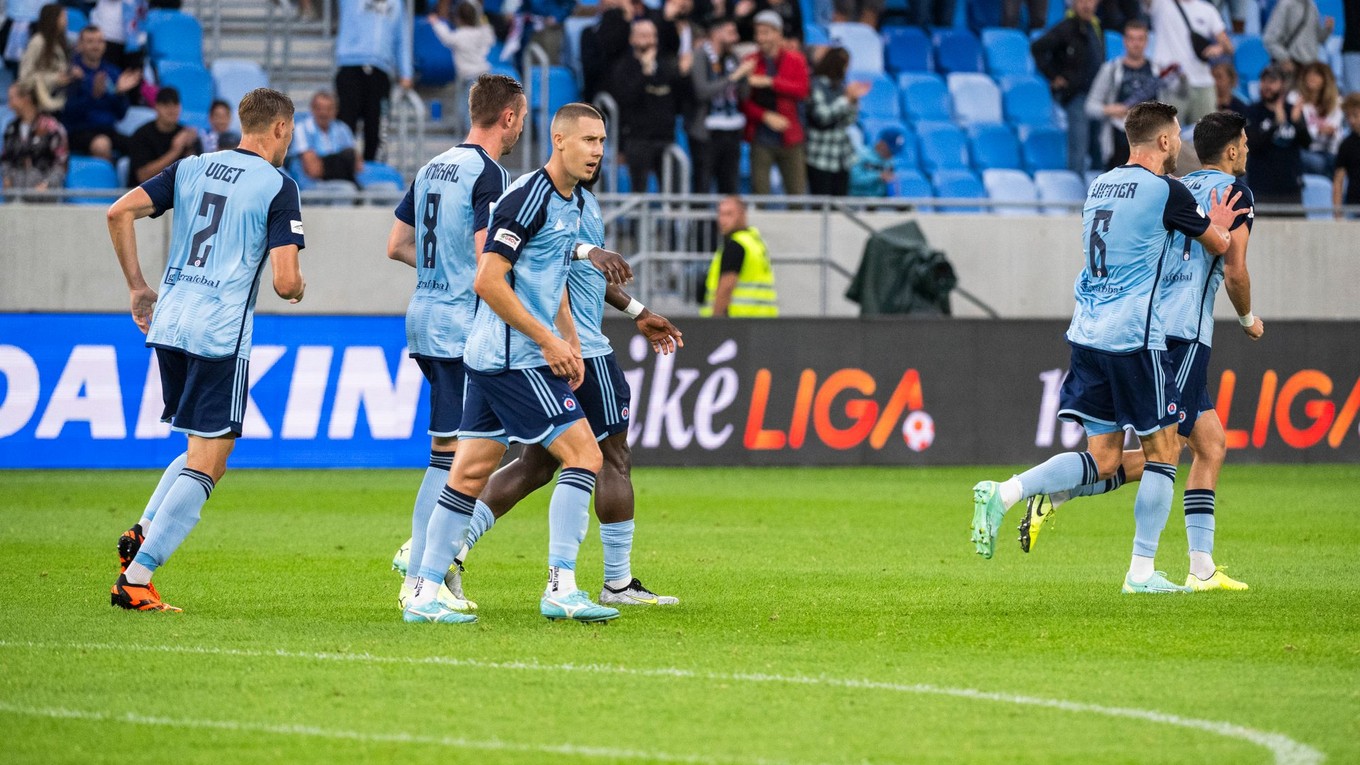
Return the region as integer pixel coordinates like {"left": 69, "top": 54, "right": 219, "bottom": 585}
{"left": 1088, "top": 209, "right": 1113, "bottom": 279}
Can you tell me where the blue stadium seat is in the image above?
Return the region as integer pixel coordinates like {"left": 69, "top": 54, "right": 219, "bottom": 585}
{"left": 892, "top": 169, "right": 933, "bottom": 202}
{"left": 861, "top": 119, "right": 919, "bottom": 170}
{"left": 982, "top": 168, "right": 1039, "bottom": 215}
{"left": 1317, "top": 0, "right": 1344, "bottom": 37}
{"left": 114, "top": 105, "right": 156, "bottom": 136}
{"left": 1234, "top": 36, "right": 1270, "bottom": 85}
{"left": 1302, "top": 173, "right": 1333, "bottom": 219}
{"left": 856, "top": 74, "right": 901, "bottom": 120}
{"left": 1022, "top": 126, "right": 1067, "bottom": 171}
{"left": 947, "top": 72, "right": 1002, "bottom": 125}
{"left": 357, "top": 161, "right": 405, "bottom": 192}
{"left": 894, "top": 150, "right": 922, "bottom": 177}
{"left": 145, "top": 10, "right": 203, "bottom": 65}
{"left": 66, "top": 156, "right": 119, "bottom": 205}
{"left": 883, "top": 26, "right": 931, "bottom": 73}
{"left": 156, "top": 61, "right": 215, "bottom": 129}
{"left": 916, "top": 121, "right": 970, "bottom": 173}
{"left": 899, "top": 73, "right": 951, "bottom": 124}
{"left": 804, "top": 24, "right": 830, "bottom": 46}
{"left": 829, "top": 22, "right": 885, "bottom": 74}
{"left": 65, "top": 7, "right": 88, "bottom": 42}
{"left": 932, "top": 29, "right": 984, "bottom": 74}
{"left": 1002, "top": 74, "right": 1054, "bottom": 128}
{"left": 414, "top": 19, "right": 456, "bottom": 87}
{"left": 1104, "top": 30, "right": 1124, "bottom": 61}
{"left": 969, "top": 123, "right": 1021, "bottom": 170}
{"left": 563, "top": 16, "right": 596, "bottom": 76}
{"left": 210, "top": 59, "right": 269, "bottom": 131}
{"left": 1033, "top": 169, "right": 1088, "bottom": 214}
{"left": 531, "top": 66, "right": 579, "bottom": 114}
{"left": 981, "top": 28, "right": 1034, "bottom": 78}
{"left": 931, "top": 169, "right": 986, "bottom": 212}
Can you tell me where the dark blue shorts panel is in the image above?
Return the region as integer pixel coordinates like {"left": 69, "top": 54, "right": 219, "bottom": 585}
{"left": 415, "top": 356, "right": 466, "bottom": 437}
{"left": 460, "top": 365, "right": 586, "bottom": 443}
{"left": 155, "top": 347, "right": 245, "bottom": 438}
{"left": 1058, "top": 346, "right": 1180, "bottom": 437}
{"left": 577, "top": 353, "right": 632, "bottom": 440}
{"left": 1167, "top": 339, "right": 1213, "bottom": 437}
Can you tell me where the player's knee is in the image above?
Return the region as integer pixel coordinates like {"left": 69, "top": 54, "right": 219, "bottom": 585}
{"left": 1092, "top": 453, "right": 1122, "bottom": 480}
{"left": 1192, "top": 436, "right": 1227, "bottom": 468}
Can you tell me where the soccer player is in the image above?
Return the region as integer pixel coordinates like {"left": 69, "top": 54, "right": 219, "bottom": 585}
{"left": 106, "top": 88, "right": 307, "bottom": 611}
{"left": 1019, "top": 111, "right": 1263, "bottom": 592}
{"left": 968, "top": 101, "right": 1240, "bottom": 594}
{"left": 384, "top": 73, "right": 526, "bottom": 616}
{"left": 449, "top": 170, "right": 685, "bottom": 607}
{"left": 402, "top": 102, "right": 619, "bottom": 624}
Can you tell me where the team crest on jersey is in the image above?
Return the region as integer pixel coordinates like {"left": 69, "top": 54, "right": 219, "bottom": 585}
{"left": 621, "top": 406, "right": 629, "bottom": 420}
{"left": 1168, "top": 403, "right": 1179, "bottom": 416}
{"left": 1178, "top": 410, "right": 1187, "bottom": 422}
{"left": 564, "top": 397, "right": 577, "bottom": 411}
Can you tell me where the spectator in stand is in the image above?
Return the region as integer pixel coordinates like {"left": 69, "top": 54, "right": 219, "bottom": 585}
{"left": 1, "top": 81, "right": 68, "bottom": 192}
{"left": 689, "top": 17, "right": 750, "bottom": 194}
{"left": 1086, "top": 18, "right": 1160, "bottom": 168}
{"left": 612, "top": 18, "right": 687, "bottom": 192}
{"left": 1262, "top": 0, "right": 1333, "bottom": 76}
{"left": 294, "top": 90, "right": 364, "bottom": 183}
{"left": 1212, "top": 59, "right": 1249, "bottom": 114}
{"left": 335, "top": 0, "right": 413, "bottom": 162}
{"left": 1145, "top": 0, "right": 1233, "bottom": 125}
{"left": 2, "top": 0, "right": 44, "bottom": 79}
{"left": 1245, "top": 63, "right": 1311, "bottom": 210}
{"left": 18, "top": 4, "right": 71, "bottom": 113}
{"left": 506, "top": 0, "right": 576, "bottom": 68}
{"left": 833, "top": 0, "right": 883, "bottom": 27}
{"left": 128, "top": 85, "right": 200, "bottom": 184}
{"left": 657, "top": 0, "right": 699, "bottom": 63}
{"left": 805, "top": 47, "right": 869, "bottom": 196}
{"left": 1097, "top": 0, "right": 1145, "bottom": 34}
{"left": 89, "top": 0, "right": 147, "bottom": 70}
{"left": 61, "top": 25, "right": 140, "bottom": 161}
{"left": 581, "top": 0, "right": 637, "bottom": 103}
{"left": 1004, "top": 0, "right": 1051, "bottom": 32}
{"left": 849, "top": 126, "right": 907, "bottom": 197}
{"left": 736, "top": 0, "right": 802, "bottom": 44}
{"left": 428, "top": 1, "right": 495, "bottom": 135}
{"left": 1344, "top": 0, "right": 1359, "bottom": 95}
{"left": 1294, "top": 61, "right": 1344, "bottom": 174}
{"left": 1032, "top": 0, "right": 1104, "bottom": 173}
{"left": 1332, "top": 93, "right": 1360, "bottom": 216}
{"left": 741, "top": 9, "right": 810, "bottom": 195}
{"left": 199, "top": 99, "right": 241, "bottom": 153}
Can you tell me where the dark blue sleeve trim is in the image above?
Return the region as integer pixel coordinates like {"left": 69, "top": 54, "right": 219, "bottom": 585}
{"left": 394, "top": 181, "right": 416, "bottom": 226}
{"left": 1162, "top": 177, "right": 1210, "bottom": 238}
{"left": 140, "top": 160, "right": 182, "bottom": 218}
{"left": 266, "top": 174, "right": 306, "bottom": 252}
{"left": 470, "top": 162, "right": 506, "bottom": 233}
{"left": 1230, "top": 180, "right": 1255, "bottom": 233}
{"left": 484, "top": 175, "right": 550, "bottom": 265}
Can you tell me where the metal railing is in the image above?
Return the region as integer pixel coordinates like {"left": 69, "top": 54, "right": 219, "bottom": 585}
{"left": 388, "top": 87, "right": 427, "bottom": 179}
{"left": 522, "top": 42, "right": 553, "bottom": 170}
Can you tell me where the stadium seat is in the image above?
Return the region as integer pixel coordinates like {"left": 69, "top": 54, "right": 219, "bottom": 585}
{"left": 968, "top": 123, "right": 1021, "bottom": 170}
{"left": 145, "top": 10, "right": 203, "bottom": 65}
{"left": 892, "top": 169, "right": 933, "bottom": 202}
{"left": 855, "top": 74, "right": 901, "bottom": 121}
{"left": 563, "top": 16, "right": 596, "bottom": 76}
{"left": 947, "top": 72, "right": 1002, "bottom": 125}
{"left": 916, "top": 121, "right": 970, "bottom": 173}
{"left": 531, "top": 66, "right": 579, "bottom": 114}
{"left": 899, "top": 73, "right": 951, "bottom": 124}
{"left": 1317, "top": 0, "right": 1343, "bottom": 37}
{"left": 1033, "top": 169, "right": 1088, "bottom": 214}
{"left": 357, "top": 161, "right": 405, "bottom": 192}
{"left": 414, "top": 19, "right": 456, "bottom": 87}
{"left": 829, "top": 22, "right": 885, "bottom": 74}
{"left": 65, "top": 7, "right": 88, "bottom": 42}
{"left": 66, "top": 156, "right": 119, "bottom": 206}
{"left": 211, "top": 59, "right": 269, "bottom": 131}
{"left": 982, "top": 168, "right": 1040, "bottom": 215}
{"left": 804, "top": 24, "right": 830, "bottom": 46}
{"left": 1001, "top": 74, "right": 1054, "bottom": 128}
{"left": 1022, "top": 126, "right": 1067, "bottom": 171}
{"left": 1104, "top": 30, "right": 1124, "bottom": 61}
{"left": 883, "top": 26, "right": 931, "bottom": 73}
{"left": 931, "top": 169, "right": 986, "bottom": 212}
{"left": 1235, "top": 36, "right": 1270, "bottom": 84}
{"left": 932, "top": 29, "right": 984, "bottom": 74}
{"left": 981, "top": 28, "right": 1034, "bottom": 78}
{"left": 156, "top": 61, "right": 215, "bottom": 129}
{"left": 861, "top": 119, "right": 919, "bottom": 170}
{"left": 1302, "top": 173, "right": 1333, "bottom": 220}
{"left": 114, "top": 105, "right": 156, "bottom": 136}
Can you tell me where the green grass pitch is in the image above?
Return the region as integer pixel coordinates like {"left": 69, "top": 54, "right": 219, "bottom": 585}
{"left": 1, "top": 465, "right": 1357, "bottom": 764}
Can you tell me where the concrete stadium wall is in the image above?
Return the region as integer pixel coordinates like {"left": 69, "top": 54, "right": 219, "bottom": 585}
{"left": 1, "top": 204, "right": 1356, "bottom": 319}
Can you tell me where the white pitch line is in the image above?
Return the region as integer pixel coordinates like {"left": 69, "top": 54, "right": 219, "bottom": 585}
{"left": 0, "top": 639, "right": 1325, "bottom": 765}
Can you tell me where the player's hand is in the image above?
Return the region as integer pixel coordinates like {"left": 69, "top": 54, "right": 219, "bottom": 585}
{"left": 587, "top": 247, "right": 633, "bottom": 285}
{"left": 543, "top": 336, "right": 583, "bottom": 385}
{"left": 130, "top": 286, "right": 158, "bottom": 334}
{"left": 289, "top": 280, "right": 306, "bottom": 304}
{"left": 636, "top": 309, "right": 683, "bottom": 355}
{"left": 1244, "top": 316, "right": 1264, "bottom": 340}
{"left": 1206, "top": 186, "right": 1243, "bottom": 230}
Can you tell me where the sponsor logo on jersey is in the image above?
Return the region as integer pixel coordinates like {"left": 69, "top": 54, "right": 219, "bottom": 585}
{"left": 291, "top": 220, "right": 304, "bottom": 235}
{"left": 493, "top": 229, "right": 521, "bottom": 249}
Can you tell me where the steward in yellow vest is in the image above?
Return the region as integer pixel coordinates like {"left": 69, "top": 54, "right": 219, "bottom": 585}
{"left": 701, "top": 196, "right": 778, "bottom": 317}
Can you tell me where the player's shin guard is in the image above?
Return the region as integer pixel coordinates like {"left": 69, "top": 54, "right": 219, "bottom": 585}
{"left": 1017, "top": 451, "right": 1099, "bottom": 502}
{"left": 126, "top": 468, "right": 214, "bottom": 584}
{"left": 548, "top": 468, "right": 596, "bottom": 593}
{"left": 406, "top": 451, "right": 453, "bottom": 588}
{"left": 599, "top": 519, "right": 634, "bottom": 586}
{"left": 1184, "top": 489, "right": 1216, "bottom": 553}
{"left": 140, "top": 452, "right": 188, "bottom": 529}
{"left": 461, "top": 500, "right": 497, "bottom": 561}
{"left": 413, "top": 487, "right": 475, "bottom": 606}
{"left": 1132, "top": 462, "right": 1178, "bottom": 559}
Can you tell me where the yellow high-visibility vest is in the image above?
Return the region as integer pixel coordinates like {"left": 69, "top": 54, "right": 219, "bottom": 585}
{"left": 701, "top": 228, "right": 778, "bottom": 317}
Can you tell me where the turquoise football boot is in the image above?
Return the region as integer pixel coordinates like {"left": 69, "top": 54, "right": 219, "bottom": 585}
{"left": 970, "top": 480, "right": 1007, "bottom": 559}
{"left": 541, "top": 590, "right": 619, "bottom": 623}
{"left": 403, "top": 600, "right": 478, "bottom": 624}
{"left": 1122, "top": 571, "right": 1192, "bottom": 594}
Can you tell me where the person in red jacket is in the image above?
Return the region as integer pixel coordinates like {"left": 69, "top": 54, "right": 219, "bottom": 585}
{"left": 740, "top": 9, "right": 810, "bottom": 195}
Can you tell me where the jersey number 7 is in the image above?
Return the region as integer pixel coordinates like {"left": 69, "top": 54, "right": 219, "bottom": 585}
{"left": 189, "top": 192, "right": 228, "bottom": 268}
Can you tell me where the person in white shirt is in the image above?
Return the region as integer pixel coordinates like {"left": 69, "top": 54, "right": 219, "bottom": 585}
{"left": 1145, "top": 0, "right": 1234, "bottom": 125}
{"left": 429, "top": 1, "right": 496, "bottom": 135}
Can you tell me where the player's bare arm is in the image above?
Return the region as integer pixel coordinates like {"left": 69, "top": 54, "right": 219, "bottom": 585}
{"left": 474, "top": 250, "right": 580, "bottom": 384}
{"left": 107, "top": 186, "right": 160, "bottom": 333}
{"left": 270, "top": 245, "right": 305, "bottom": 303}
{"left": 386, "top": 220, "right": 417, "bottom": 268}
{"left": 1194, "top": 187, "right": 1241, "bottom": 256}
{"left": 1221, "top": 223, "right": 1263, "bottom": 340}
{"left": 605, "top": 283, "right": 684, "bottom": 354}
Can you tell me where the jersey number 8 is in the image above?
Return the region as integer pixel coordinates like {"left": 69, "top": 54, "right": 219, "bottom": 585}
{"left": 421, "top": 192, "right": 441, "bottom": 269}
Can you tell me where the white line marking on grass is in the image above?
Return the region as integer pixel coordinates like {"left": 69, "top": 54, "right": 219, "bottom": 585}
{"left": 0, "top": 702, "right": 811, "bottom": 765}
{"left": 0, "top": 640, "right": 1324, "bottom": 765}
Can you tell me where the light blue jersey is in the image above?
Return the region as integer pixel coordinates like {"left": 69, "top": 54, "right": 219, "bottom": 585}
{"left": 394, "top": 144, "right": 509, "bottom": 359}
{"left": 1161, "top": 170, "right": 1254, "bottom": 347}
{"left": 1066, "top": 165, "right": 1211, "bottom": 354}
{"left": 140, "top": 149, "right": 306, "bottom": 359}
{"left": 464, "top": 168, "right": 584, "bottom": 372}
{"left": 569, "top": 189, "right": 612, "bottom": 360}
